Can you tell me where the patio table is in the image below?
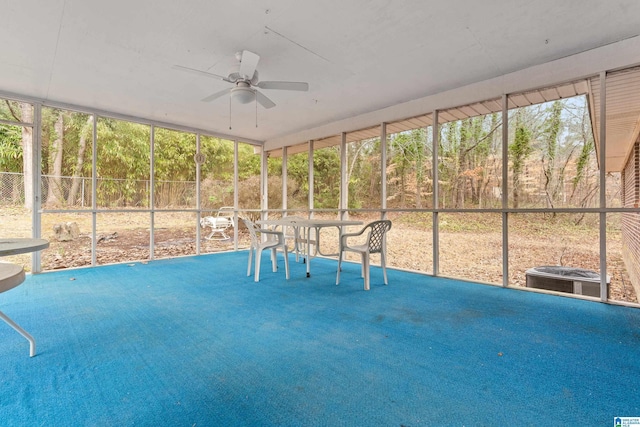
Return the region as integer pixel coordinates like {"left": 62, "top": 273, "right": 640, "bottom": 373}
{"left": 0, "top": 238, "right": 50, "bottom": 256}
{"left": 0, "top": 238, "right": 49, "bottom": 357}
{"left": 257, "top": 218, "right": 362, "bottom": 277}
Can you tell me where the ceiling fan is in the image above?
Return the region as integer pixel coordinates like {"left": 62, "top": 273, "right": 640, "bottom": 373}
{"left": 174, "top": 50, "right": 309, "bottom": 109}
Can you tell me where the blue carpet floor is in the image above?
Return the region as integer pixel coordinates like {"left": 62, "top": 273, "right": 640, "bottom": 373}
{"left": 0, "top": 252, "right": 639, "bottom": 426}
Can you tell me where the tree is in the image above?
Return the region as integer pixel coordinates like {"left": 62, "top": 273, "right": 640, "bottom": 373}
{"left": 0, "top": 124, "right": 22, "bottom": 171}
{"left": 387, "top": 128, "right": 429, "bottom": 208}
{"left": 2, "top": 101, "right": 35, "bottom": 210}
{"left": 436, "top": 114, "right": 501, "bottom": 209}
{"left": 67, "top": 115, "right": 93, "bottom": 206}
{"left": 313, "top": 147, "right": 340, "bottom": 209}
{"left": 509, "top": 111, "right": 533, "bottom": 209}
{"left": 438, "top": 121, "right": 458, "bottom": 208}
{"left": 414, "top": 128, "right": 432, "bottom": 208}
{"left": 541, "top": 101, "right": 562, "bottom": 209}
{"left": 564, "top": 97, "right": 598, "bottom": 212}
{"left": 0, "top": 122, "right": 24, "bottom": 204}
{"left": 282, "top": 151, "right": 309, "bottom": 209}
{"left": 200, "top": 137, "right": 236, "bottom": 208}
{"left": 45, "top": 111, "right": 65, "bottom": 207}
{"left": 236, "top": 143, "right": 261, "bottom": 209}
{"left": 96, "top": 119, "right": 151, "bottom": 207}
{"left": 346, "top": 137, "right": 380, "bottom": 209}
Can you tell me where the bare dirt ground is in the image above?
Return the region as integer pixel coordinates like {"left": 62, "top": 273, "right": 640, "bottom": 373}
{"left": 1, "top": 207, "right": 636, "bottom": 303}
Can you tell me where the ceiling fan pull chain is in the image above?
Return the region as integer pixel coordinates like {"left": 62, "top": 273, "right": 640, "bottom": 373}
{"left": 255, "top": 94, "right": 258, "bottom": 128}
{"left": 229, "top": 96, "right": 232, "bottom": 130}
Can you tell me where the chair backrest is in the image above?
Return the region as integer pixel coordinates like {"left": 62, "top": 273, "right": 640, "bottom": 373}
{"left": 201, "top": 216, "right": 231, "bottom": 229}
{"left": 217, "top": 207, "right": 235, "bottom": 227}
{"left": 366, "top": 220, "right": 392, "bottom": 253}
{"left": 242, "top": 218, "right": 260, "bottom": 247}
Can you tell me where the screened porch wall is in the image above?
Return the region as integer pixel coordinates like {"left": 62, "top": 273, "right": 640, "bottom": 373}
{"left": 622, "top": 140, "right": 640, "bottom": 295}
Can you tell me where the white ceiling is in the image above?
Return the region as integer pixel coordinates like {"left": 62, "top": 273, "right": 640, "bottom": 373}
{"left": 2, "top": 0, "right": 640, "bottom": 146}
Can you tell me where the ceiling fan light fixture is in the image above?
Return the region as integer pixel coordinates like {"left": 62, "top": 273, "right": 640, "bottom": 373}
{"left": 230, "top": 86, "right": 255, "bottom": 104}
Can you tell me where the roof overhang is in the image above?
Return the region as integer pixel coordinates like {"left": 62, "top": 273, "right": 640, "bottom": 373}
{"left": 269, "top": 69, "right": 640, "bottom": 174}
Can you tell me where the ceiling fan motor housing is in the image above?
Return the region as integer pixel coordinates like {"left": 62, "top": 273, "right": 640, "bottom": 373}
{"left": 228, "top": 65, "right": 259, "bottom": 85}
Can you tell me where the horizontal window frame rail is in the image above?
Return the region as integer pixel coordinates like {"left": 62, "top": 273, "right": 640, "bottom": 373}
{"left": 39, "top": 207, "right": 640, "bottom": 215}
{"left": 0, "top": 118, "right": 33, "bottom": 127}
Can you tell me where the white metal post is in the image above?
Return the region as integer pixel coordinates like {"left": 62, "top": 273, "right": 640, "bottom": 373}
{"left": 233, "top": 140, "right": 239, "bottom": 250}
{"left": 599, "top": 71, "right": 608, "bottom": 302}
{"left": 308, "top": 141, "right": 314, "bottom": 217}
{"left": 432, "top": 110, "right": 439, "bottom": 276}
{"left": 381, "top": 123, "right": 387, "bottom": 220}
{"left": 261, "top": 146, "right": 268, "bottom": 220}
{"left": 502, "top": 93, "right": 509, "bottom": 287}
{"left": 195, "top": 134, "right": 201, "bottom": 254}
{"left": 31, "top": 104, "right": 42, "bottom": 273}
{"left": 91, "top": 115, "right": 97, "bottom": 266}
{"left": 282, "top": 146, "right": 288, "bottom": 215}
{"left": 340, "top": 132, "right": 347, "bottom": 220}
{"left": 149, "top": 125, "right": 155, "bottom": 260}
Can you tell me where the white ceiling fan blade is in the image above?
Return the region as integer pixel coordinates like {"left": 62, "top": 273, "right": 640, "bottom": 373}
{"left": 239, "top": 50, "right": 260, "bottom": 79}
{"left": 255, "top": 91, "right": 276, "bottom": 109}
{"left": 172, "top": 65, "right": 232, "bottom": 83}
{"left": 256, "top": 81, "right": 309, "bottom": 91}
{"left": 201, "top": 88, "right": 229, "bottom": 103}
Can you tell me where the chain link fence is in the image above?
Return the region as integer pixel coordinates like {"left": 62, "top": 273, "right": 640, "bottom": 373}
{"left": 0, "top": 172, "right": 24, "bottom": 205}
{"left": 1, "top": 172, "right": 198, "bottom": 208}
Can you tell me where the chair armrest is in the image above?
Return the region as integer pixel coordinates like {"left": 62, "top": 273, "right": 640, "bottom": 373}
{"left": 339, "top": 226, "right": 368, "bottom": 245}
{"left": 257, "top": 228, "right": 284, "bottom": 237}
{"left": 341, "top": 226, "right": 368, "bottom": 239}
{"left": 341, "top": 230, "right": 365, "bottom": 239}
{"left": 258, "top": 228, "right": 285, "bottom": 244}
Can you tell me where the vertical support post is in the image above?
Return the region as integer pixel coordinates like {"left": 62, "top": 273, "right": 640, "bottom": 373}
{"left": 149, "top": 124, "right": 155, "bottom": 260}
{"left": 340, "top": 132, "right": 348, "bottom": 220}
{"left": 599, "top": 71, "right": 608, "bottom": 302}
{"left": 91, "top": 115, "right": 97, "bottom": 266}
{"left": 31, "top": 103, "right": 42, "bottom": 273}
{"left": 233, "top": 140, "right": 239, "bottom": 250}
{"left": 308, "top": 140, "right": 314, "bottom": 217}
{"left": 380, "top": 123, "right": 387, "bottom": 220}
{"left": 282, "top": 146, "right": 288, "bottom": 216}
{"left": 502, "top": 93, "right": 509, "bottom": 287}
{"left": 261, "top": 145, "right": 268, "bottom": 220}
{"left": 195, "top": 134, "right": 201, "bottom": 255}
{"left": 432, "top": 110, "right": 439, "bottom": 276}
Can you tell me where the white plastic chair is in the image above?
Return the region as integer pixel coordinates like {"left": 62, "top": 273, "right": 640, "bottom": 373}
{"left": 217, "top": 207, "right": 236, "bottom": 228}
{"left": 336, "top": 220, "right": 392, "bottom": 290}
{"left": 243, "top": 218, "right": 290, "bottom": 282}
{"left": 272, "top": 216, "right": 305, "bottom": 262}
{"left": 200, "top": 207, "right": 235, "bottom": 240}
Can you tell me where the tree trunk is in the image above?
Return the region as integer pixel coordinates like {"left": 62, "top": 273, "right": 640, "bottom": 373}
{"left": 21, "top": 104, "right": 34, "bottom": 210}
{"left": 46, "top": 112, "right": 65, "bottom": 207}
{"left": 512, "top": 174, "right": 520, "bottom": 209}
{"left": 68, "top": 116, "right": 92, "bottom": 206}
{"left": 415, "top": 155, "right": 424, "bottom": 209}
{"left": 399, "top": 159, "right": 406, "bottom": 206}
{"left": 345, "top": 142, "right": 367, "bottom": 209}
